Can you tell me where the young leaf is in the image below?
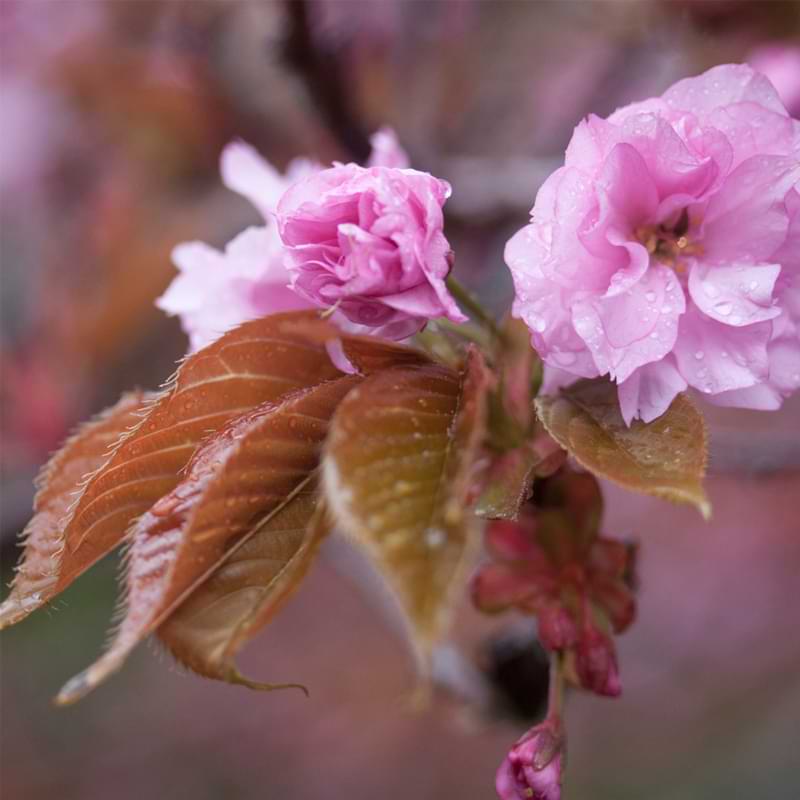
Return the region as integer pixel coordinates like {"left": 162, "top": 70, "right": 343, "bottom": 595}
{"left": 474, "top": 317, "right": 548, "bottom": 522}
{"left": 0, "top": 391, "right": 150, "bottom": 628}
{"left": 322, "top": 348, "right": 490, "bottom": 660}
{"left": 475, "top": 433, "right": 567, "bottom": 521}
{"left": 57, "top": 376, "right": 360, "bottom": 704}
{"left": 3, "top": 311, "right": 345, "bottom": 627}
{"left": 535, "top": 379, "right": 710, "bottom": 518}
{"left": 474, "top": 448, "right": 537, "bottom": 521}
{"left": 157, "top": 489, "right": 329, "bottom": 692}
{"left": 339, "top": 334, "right": 433, "bottom": 373}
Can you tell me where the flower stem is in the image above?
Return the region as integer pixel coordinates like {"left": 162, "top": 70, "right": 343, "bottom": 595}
{"left": 547, "top": 651, "right": 566, "bottom": 720}
{"left": 445, "top": 275, "right": 505, "bottom": 342}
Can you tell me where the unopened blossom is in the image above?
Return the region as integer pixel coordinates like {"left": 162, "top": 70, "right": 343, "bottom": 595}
{"left": 277, "top": 163, "right": 466, "bottom": 340}
{"left": 748, "top": 44, "right": 800, "bottom": 117}
{"left": 157, "top": 129, "right": 415, "bottom": 350}
{"left": 506, "top": 64, "right": 800, "bottom": 423}
{"left": 472, "top": 469, "right": 635, "bottom": 697}
{"left": 472, "top": 515, "right": 635, "bottom": 637}
{"left": 574, "top": 622, "right": 621, "bottom": 697}
{"left": 496, "top": 717, "right": 565, "bottom": 800}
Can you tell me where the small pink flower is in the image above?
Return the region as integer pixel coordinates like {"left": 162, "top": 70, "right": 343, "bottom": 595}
{"left": 157, "top": 140, "right": 318, "bottom": 351}
{"left": 158, "top": 130, "right": 417, "bottom": 350}
{"left": 496, "top": 718, "right": 565, "bottom": 800}
{"left": 157, "top": 226, "right": 313, "bottom": 352}
{"left": 507, "top": 64, "right": 800, "bottom": 423}
{"left": 748, "top": 44, "right": 800, "bottom": 117}
{"left": 277, "top": 163, "right": 466, "bottom": 339}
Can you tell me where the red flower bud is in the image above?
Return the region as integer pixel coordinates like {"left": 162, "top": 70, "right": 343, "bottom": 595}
{"left": 537, "top": 605, "right": 579, "bottom": 651}
{"left": 591, "top": 578, "right": 636, "bottom": 634}
{"left": 574, "top": 625, "right": 621, "bottom": 697}
{"left": 496, "top": 717, "right": 565, "bottom": 800}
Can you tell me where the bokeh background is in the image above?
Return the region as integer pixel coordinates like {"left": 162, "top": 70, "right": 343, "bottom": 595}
{"left": 2, "top": 2, "right": 799, "bottom": 798}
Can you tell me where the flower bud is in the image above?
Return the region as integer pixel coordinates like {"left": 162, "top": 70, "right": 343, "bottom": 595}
{"left": 496, "top": 717, "right": 565, "bottom": 800}
{"left": 574, "top": 624, "right": 621, "bottom": 697}
{"left": 537, "top": 604, "right": 578, "bottom": 652}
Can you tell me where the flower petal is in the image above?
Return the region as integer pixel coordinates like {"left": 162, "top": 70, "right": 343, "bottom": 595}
{"left": 617, "top": 355, "right": 687, "bottom": 425}
{"left": 673, "top": 304, "right": 771, "bottom": 395}
{"left": 367, "top": 127, "right": 410, "bottom": 169}
{"left": 507, "top": 225, "right": 600, "bottom": 378}
{"left": 597, "top": 143, "right": 659, "bottom": 227}
{"left": 688, "top": 260, "right": 782, "bottom": 326}
{"left": 220, "top": 140, "right": 288, "bottom": 220}
{"left": 707, "top": 102, "right": 796, "bottom": 169}
{"left": 572, "top": 264, "right": 684, "bottom": 383}
{"left": 702, "top": 155, "right": 800, "bottom": 264}
{"left": 662, "top": 63, "right": 789, "bottom": 119}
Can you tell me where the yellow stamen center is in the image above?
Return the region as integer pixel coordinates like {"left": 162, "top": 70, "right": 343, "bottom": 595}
{"left": 636, "top": 209, "right": 701, "bottom": 273}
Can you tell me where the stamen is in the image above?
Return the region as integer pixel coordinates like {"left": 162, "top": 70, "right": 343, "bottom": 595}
{"left": 636, "top": 209, "right": 701, "bottom": 271}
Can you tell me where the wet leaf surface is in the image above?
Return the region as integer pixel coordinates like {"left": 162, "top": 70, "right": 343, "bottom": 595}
{"left": 3, "top": 312, "right": 361, "bottom": 627}
{"left": 157, "top": 489, "right": 329, "bottom": 691}
{"left": 323, "top": 348, "right": 490, "bottom": 659}
{"left": 535, "top": 379, "right": 710, "bottom": 518}
{"left": 0, "top": 392, "right": 150, "bottom": 628}
{"left": 57, "top": 376, "right": 360, "bottom": 704}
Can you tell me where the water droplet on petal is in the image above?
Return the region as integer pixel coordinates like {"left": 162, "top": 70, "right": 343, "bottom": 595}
{"left": 714, "top": 301, "right": 732, "bottom": 316}
{"left": 425, "top": 528, "right": 446, "bottom": 548}
{"left": 553, "top": 351, "right": 577, "bottom": 367}
{"left": 645, "top": 291, "right": 656, "bottom": 302}
{"left": 694, "top": 350, "right": 704, "bottom": 360}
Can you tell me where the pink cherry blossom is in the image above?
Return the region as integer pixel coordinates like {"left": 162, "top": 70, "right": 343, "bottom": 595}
{"left": 158, "top": 129, "right": 417, "bottom": 350}
{"left": 156, "top": 141, "right": 317, "bottom": 351}
{"left": 496, "top": 718, "right": 565, "bottom": 800}
{"left": 507, "top": 64, "right": 800, "bottom": 423}
{"left": 157, "top": 225, "right": 313, "bottom": 352}
{"left": 277, "top": 163, "right": 466, "bottom": 339}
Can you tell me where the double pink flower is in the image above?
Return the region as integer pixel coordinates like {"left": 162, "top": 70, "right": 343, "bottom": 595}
{"left": 158, "top": 128, "right": 464, "bottom": 348}
{"left": 507, "top": 64, "right": 800, "bottom": 423}
{"left": 277, "top": 162, "right": 466, "bottom": 340}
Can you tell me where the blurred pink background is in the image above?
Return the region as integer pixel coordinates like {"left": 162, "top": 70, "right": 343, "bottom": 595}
{"left": 2, "top": 2, "right": 799, "bottom": 798}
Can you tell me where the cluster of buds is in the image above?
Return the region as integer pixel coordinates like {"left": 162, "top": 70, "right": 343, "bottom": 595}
{"left": 473, "top": 467, "right": 636, "bottom": 696}
{"left": 473, "top": 466, "right": 637, "bottom": 798}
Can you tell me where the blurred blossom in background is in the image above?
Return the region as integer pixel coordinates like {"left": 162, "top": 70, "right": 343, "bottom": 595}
{"left": 1, "top": 2, "right": 799, "bottom": 799}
